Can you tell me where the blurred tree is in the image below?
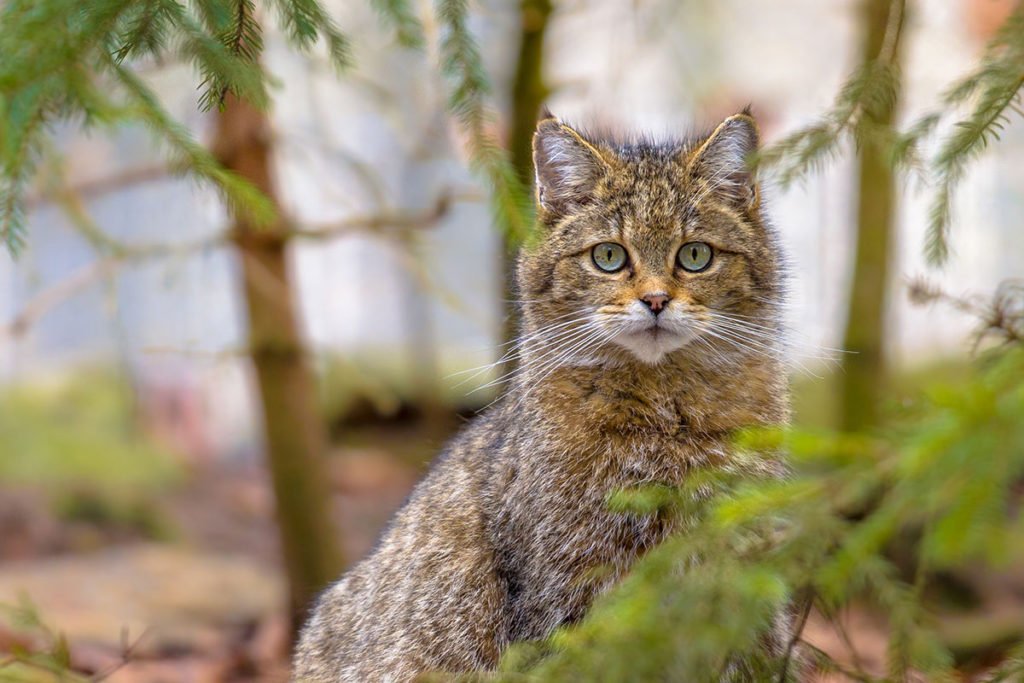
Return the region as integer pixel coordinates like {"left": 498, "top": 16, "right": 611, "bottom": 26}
{"left": 499, "top": 0, "right": 551, "bottom": 372}
{"left": 840, "top": 0, "right": 905, "bottom": 431}
{"left": 211, "top": 93, "right": 341, "bottom": 632}
{"left": 758, "top": 1, "right": 1023, "bottom": 428}
{"left": 508, "top": 0, "right": 552, "bottom": 186}
{"left": 0, "top": 0, "right": 529, "bottom": 638}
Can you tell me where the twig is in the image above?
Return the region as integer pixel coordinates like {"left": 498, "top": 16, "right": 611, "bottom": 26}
{"left": 820, "top": 602, "right": 871, "bottom": 677}
{"left": 291, "top": 192, "right": 452, "bottom": 240}
{"left": 25, "top": 163, "right": 172, "bottom": 209}
{"left": 907, "top": 277, "right": 1024, "bottom": 347}
{"left": 0, "top": 258, "right": 122, "bottom": 343}
{"left": 777, "top": 592, "right": 814, "bottom": 682}
{"left": 799, "top": 640, "right": 881, "bottom": 683}
{"left": 89, "top": 626, "right": 150, "bottom": 682}
{"left": 2, "top": 191, "right": 455, "bottom": 343}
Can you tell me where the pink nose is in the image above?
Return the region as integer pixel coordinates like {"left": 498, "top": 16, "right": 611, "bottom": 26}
{"left": 641, "top": 293, "right": 670, "bottom": 314}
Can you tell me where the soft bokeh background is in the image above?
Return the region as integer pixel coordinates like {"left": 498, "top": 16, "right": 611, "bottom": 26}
{"left": 0, "top": 0, "right": 1021, "bottom": 680}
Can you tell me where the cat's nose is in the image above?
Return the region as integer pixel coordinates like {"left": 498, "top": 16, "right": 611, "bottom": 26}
{"left": 640, "top": 293, "right": 670, "bottom": 315}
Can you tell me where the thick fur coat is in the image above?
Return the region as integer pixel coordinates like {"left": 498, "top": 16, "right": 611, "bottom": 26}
{"left": 295, "top": 111, "right": 790, "bottom": 682}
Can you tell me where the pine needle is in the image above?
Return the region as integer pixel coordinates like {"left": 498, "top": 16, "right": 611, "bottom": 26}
{"left": 436, "top": 0, "right": 534, "bottom": 245}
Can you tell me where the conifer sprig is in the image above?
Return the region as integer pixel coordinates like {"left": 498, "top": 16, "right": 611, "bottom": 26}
{"left": 496, "top": 345, "right": 1024, "bottom": 681}
{"left": 921, "top": 5, "right": 1024, "bottom": 265}
{"left": 1, "top": 0, "right": 524, "bottom": 257}
{"left": 109, "top": 57, "right": 276, "bottom": 225}
{"left": 370, "top": 0, "right": 425, "bottom": 49}
{"left": 268, "top": 0, "right": 351, "bottom": 71}
{"left": 754, "top": 0, "right": 904, "bottom": 189}
{"left": 756, "top": 0, "right": 1024, "bottom": 267}
{"left": 197, "top": 0, "right": 266, "bottom": 111}
{"left": 437, "top": 0, "right": 534, "bottom": 245}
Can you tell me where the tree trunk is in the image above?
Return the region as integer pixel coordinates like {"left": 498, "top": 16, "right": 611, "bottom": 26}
{"left": 501, "top": 0, "right": 552, "bottom": 372}
{"left": 509, "top": 0, "right": 553, "bottom": 186}
{"left": 212, "top": 95, "right": 343, "bottom": 636}
{"left": 839, "top": 0, "right": 904, "bottom": 432}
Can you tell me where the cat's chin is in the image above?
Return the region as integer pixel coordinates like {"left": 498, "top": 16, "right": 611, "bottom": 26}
{"left": 612, "top": 328, "right": 692, "bottom": 365}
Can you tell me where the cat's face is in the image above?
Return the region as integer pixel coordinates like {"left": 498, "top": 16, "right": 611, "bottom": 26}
{"left": 516, "top": 113, "right": 783, "bottom": 367}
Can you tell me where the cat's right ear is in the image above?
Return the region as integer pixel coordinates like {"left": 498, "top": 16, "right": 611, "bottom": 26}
{"left": 532, "top": 116, "right": 610, "bottom": 219}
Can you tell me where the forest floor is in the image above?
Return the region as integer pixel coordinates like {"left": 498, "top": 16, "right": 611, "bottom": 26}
{"left": 0, "top": 432, "right": 423, "bottom": 682}
{"left": 0, "top": 412, "right": 1020, "bottom": 682}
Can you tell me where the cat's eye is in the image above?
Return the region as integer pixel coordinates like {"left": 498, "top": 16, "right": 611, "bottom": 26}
{"left": 677, "top": 242, "right": 713, "bottom": 272}
{"left": 592, "top": 242, "right": 628, "bottom": 272}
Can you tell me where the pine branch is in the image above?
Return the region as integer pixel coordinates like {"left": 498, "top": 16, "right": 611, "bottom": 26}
{"left": 893, "top": 5, "right": 1024, "bottom": 266}
{"left": 436, "top": 0, "right": 534, "bottom": 245}
{"left": 166, "top": 0, "right": 268, "bottom": 111}
{"left": 0, "top": 84, "right": 54, "bottom": 254}
{"left": 107, "top": 57, "right": 276, "bottom": 227}
{"left": 0, "top": 0, "right": 135, "bottom": 93}
{"left": 755, "top": 0, "right": 904, "bottom": 188}
{"left": 369, "top": 0, "right": 425, "bottom": 48}
{"left": 0, "top": 0, "right": 141, "bottom": 253}
{"left": 268, "top": 0, "right": 351, "bottom": 70}
{"left": 196, "top": 0, "right": 265, "bottom": 111}
{"left": 925, "top": 68, "right": 1024, "bottom": 265}
{"left": 2, "top": 184, "right": 452, "bottom": 343}
{"left": 112, "top": 0, "right": 177, "bottom": 63}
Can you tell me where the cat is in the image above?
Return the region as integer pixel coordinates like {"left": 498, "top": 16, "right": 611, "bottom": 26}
{"left": 294, "top": 110, "right": 790, "bottom": 682}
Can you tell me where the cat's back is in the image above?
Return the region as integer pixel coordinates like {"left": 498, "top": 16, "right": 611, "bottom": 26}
{"left": 294, "top": 409, "right": 515, "bottom": 681}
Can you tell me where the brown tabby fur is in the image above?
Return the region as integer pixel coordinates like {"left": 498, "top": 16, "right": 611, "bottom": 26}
{"left": 294, "top": 111, "right": 790, "bottom": 682}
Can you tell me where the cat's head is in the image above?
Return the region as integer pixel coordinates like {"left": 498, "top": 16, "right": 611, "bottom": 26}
{"left": 516, "top": 111, "right": 784, "bottom": 367}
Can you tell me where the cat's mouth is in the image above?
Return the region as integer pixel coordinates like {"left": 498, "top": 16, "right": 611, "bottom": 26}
{"left": 613, "top": 322, "right": 694, "bottom": 364}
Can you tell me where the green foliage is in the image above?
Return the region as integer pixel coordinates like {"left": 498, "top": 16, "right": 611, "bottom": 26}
{"left": 55, "top": 489, "right": 175, "bottom": 542}
{"left": 0, "top": 369, "right": 181, "bottom": 492}
{"left": 437, "top": 0, "right": 535, "bottom": 246}
{"left": 0, "top": 0, "right": 277, "bottom": 251}
{"left": 492, "top": 338, "right": 1024, "bottom": 681}
{"left": 0, "top": 597, "right": 82, "bottom": 681}
{"left": 922, "top": 8, "right": 1024, "bottom": 265}
{"left": 0, "top": 0, "right": 529, "bottom": 257}
{"left": 0, "top": 596, "right": 139, "bottom": 681}
{"left": 757, "top": 1, "right": 1024, "bottom": 266}
{"left": 267, "top": 0, "right": 351, "bottom": 71}
{"left": 755, "top": 61, "right": 900, "bottom": 188}
{"left": 370, "top": 0, "right": 426, "bottom": 49}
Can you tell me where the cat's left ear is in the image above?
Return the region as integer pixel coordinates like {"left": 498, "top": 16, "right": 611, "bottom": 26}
{"left": 688, "top": 113, "right": 760, "bottom": 210}
{"left": 533, "top": 115, "right": 611, "bottom": 219}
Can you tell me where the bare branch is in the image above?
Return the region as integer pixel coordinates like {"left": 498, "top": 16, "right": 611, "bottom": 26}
{"left": 25, "top": 163, "right": 173, "bottom": 209}
{"left": 0, "top": 258, "right": 121, "bottom": 343}
{"left": 290, "top": 192, "right": 452, "bottom": 240}
{"left": 2, "top": 190, "right": 456, "bottom": 343}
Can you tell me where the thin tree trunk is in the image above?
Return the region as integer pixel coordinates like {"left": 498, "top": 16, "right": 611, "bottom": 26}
{"left": 502, "top": 0, "right": 552, "bottom": 370}
{"left": 212, "top": 94, "right": 343, "bottom": 635}
{"left": 840, "top": 0, "right": 904, "bottom": 432}
{"left": 509, "top": 0, "right": 552, "bottom": 185}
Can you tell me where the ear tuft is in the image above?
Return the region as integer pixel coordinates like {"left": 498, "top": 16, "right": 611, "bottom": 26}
{"left": 532, "top": 119, "right": 609, "bottom": 218}
{"left": 690, "top": 113, "right": 760, "bottom": 209}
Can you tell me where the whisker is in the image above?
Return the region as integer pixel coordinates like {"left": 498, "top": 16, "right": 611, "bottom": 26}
{"left": 511, "top": 327, "right": 619, "bottom": 410}
{"left": 711, "top": 311, "right": 852, "bottom": 356}
{"left": 703, "top": 324, "right": 826, "bottom": 379}
{"left": 468, "top": 322, "right": 606, "bottom": 394}
{"left": 708, "top": 314, "right": 846, "bottom": 364}
{"left": 445, "top": 313, "right": 598, "bottom": 389}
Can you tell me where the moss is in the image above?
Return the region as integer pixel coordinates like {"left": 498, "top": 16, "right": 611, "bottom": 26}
{"left": 0, "top": 369, "right": 181, "bottom": 493}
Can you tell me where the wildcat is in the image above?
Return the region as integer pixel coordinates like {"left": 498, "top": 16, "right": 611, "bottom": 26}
{"left": 294, "top": 110, "right": 790, "bottom": 682}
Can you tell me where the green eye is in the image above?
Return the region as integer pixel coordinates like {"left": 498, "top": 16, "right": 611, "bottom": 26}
{"left": 677, "top": 242, "right": 713, "bottom": 272}
{"left": 592, "top": 242, "right": 628, "bottom": 272}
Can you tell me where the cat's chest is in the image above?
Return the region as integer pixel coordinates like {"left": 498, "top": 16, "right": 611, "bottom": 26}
{"left": 504, "top": 425, "right": 725, "bottom": 518}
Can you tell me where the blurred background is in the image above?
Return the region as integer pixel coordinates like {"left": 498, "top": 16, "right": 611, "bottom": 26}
{"left": 1, "top": 0, "right": 1022, "bottom": 680}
